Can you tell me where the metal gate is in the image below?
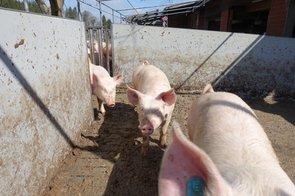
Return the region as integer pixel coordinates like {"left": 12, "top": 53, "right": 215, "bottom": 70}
{"left": 86, "top": 26, "right": 113, "bottom": 76}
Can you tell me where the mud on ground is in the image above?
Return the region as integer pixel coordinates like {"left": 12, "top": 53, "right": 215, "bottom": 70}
{"left": 44, "top": 92, "right": 295, "bottom": 196}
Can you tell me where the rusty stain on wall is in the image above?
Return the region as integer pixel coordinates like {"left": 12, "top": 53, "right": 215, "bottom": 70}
{"left": 14, "top": 39, "right": 25, "bottom": 48}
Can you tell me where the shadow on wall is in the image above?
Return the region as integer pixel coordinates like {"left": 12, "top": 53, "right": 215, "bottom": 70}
{"left": 212, "top": 36, "right": 295, "bottom": 100}
{"left": 172, "top": 34, "right": 295, "bottom": 126}
{"left": 80, "top": 103, "right": 164, "bottom": 196}
{"left": 0, "top": 46, "right": 77, "bottom": 149}
{"left": 174, "top": 34, "right": 295, "bottom": 100}
{"left": 209, "top": 35, "right": 295, "bottom": 126}
{"left": 175, "top": 32, "right": 235, "bottom": 90}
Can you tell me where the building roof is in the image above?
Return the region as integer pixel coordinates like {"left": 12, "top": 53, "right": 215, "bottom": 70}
{"left": 125, "top": 0, "right": 204, "bottom": 25}
{"left": 165, "top": 1, "right": 201, "bottom": 10}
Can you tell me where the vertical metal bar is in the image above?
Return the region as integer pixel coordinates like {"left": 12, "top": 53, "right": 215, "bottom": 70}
{"left": 112, "top": 9, "right": 115, "bottom": 23}
{"left": 97, "top": 28, "right": 103, "bottom": 66}
{"left": 99, "top": 1, "right": 102, "bottom": 27}
{"left": 24, "top": 0, "right": 29, "bottom": 12}
{"left": 120, "top": 13, "right": 122, "bottom": 23}
{"left": 99, "top": 1, "right": 103, "bottom": 40}
{"left": 98, "top": 1, "right": 104, "bottom": 66}
{"left": 96, "top": 28, "right": 101, "bottom": 66}
{"left": 92, "top": 29, "right": 97, "bottom": 65}
{"left": 105, "top": 30, "right": 110, "bottom": 74}
{"left": 89, "top": 28, "right": 95, "bottom": 64}
{"left": 77, "top": 0, "right": 82, "bottom": 21}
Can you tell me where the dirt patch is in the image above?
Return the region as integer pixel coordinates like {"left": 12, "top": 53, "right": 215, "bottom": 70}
{"left": 44, "top": 92, "right": 295, "bottom": 196}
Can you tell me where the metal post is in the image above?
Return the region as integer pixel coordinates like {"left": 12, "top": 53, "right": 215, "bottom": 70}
{"left": 98, "top": 1, "right": 104, "bottom": 66}
{"left": 112, "top": 9, "right": 115, "bottom": 23}
{"left": 105, "top": 30, "right": 110, "bottom": 74}
{"left": 94, "top": 28, "right": 100, "bottom": 66}
{"left": 24, "top": 0, "right": 29, "bottom": 12}
{"left": 89, "top": 29, "right": 95, "bottom": 64}
{"left": 99, "top": 1, "right": 103, "bottom": 30}
{"left": 120, "top": 13, "right": 122, "bottom": 23}
{"left": 77, "top": 0, "right": 82, "bottom": 21}
{"left": 92, "top": 28, "right": 100, "bottom": 66}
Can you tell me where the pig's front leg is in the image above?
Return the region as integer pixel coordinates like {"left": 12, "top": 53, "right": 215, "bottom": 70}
{"left": 141, "top": 135, "right": 150, "bottom": 156}
{"left": 160, "top": 114, "right": 171, "bottom": 148}
{"left": 97, "top": 98, "right": 106, "bottom": 115}
{"left": 160, "top": 123, "right": 168, "bottom": 148}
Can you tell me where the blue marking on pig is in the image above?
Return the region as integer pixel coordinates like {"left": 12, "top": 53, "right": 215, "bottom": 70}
{"left": 187, "top": 177, "right": 205, "bottom": 196}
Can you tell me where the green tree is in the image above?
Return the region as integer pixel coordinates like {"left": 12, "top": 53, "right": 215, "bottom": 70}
{"left": 28, "top": 1, "right": 41, "bottom": 13}
{"left": 102, "top": 15, "right": 112, "bottom": 29}
{"left": 65, "top": 6, "right": 78, "bottom": 19}
{"left": 106, "top": 19, "right": 112, "bottom": 29}
{"left": 102, "top": 15, "right": 106, "bottom": 27}
{"left": 0, "top": 0, "right": 41, "bottom": 13}
{"left": 82, "top": 10, "right": 98, "bottom": 27}
{"left": 0, "top": 0, "right": 24, "bottom": 10}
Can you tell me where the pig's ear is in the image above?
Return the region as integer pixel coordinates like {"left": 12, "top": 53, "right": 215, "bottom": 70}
{"left": 127, "top": 85, "right": 141, "bottom": 105}
{"left": 158, "top": 88, "right": 176, "bottom": 106}
{"left": 113, "top": 74, "right": 123, "bottom": 85}
{"left": 202, "top": 83, "right": 215, "bottom": 94}
{"left": 159, "top": 121, "right": 232, "bottom": 196}
{"left": 92, "top": 73, "right": 98, "bottom": 85}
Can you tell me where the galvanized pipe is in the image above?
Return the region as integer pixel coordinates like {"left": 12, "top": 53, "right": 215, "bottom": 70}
{"left": 105, "top": 29, "right": 110, "bottom": 74}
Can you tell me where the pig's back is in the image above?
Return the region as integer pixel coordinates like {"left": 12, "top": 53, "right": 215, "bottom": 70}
{"left": 90, "top": 64, "right": 113, "bottom": 87}
{"left": 188, "top": 92, "right": 295, "bottom": 195}
{"left": 132, "top": 64, "right": 171, "bottom": 94}
{"left": 188, "top": 92, "right": 274, "bottom": 160}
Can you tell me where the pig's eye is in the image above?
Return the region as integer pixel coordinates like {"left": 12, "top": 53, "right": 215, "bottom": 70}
{"left": 137, "top": 106, "right": 143, "bottom": 112}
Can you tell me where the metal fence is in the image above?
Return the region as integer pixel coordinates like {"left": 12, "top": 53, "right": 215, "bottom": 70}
{"left": 86, "top": 26, "right": 112, "bottom": 75}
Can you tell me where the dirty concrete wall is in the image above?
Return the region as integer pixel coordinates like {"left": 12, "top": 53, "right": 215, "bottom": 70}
{"left": 112, "top": 24, "right": 295, "bottom": 98}
{"left": 0, "top": 9, "right": 92, "bottom": 195}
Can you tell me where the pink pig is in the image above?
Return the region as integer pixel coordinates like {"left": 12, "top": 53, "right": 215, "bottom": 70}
{"left": 127, "top": 61, "right": 177, "bottom": 155}
{"left": 101, "top": 41, "right": 112, "bottom": 58}
{"left": 89, "top": 63, "right": 123, "bottom": 115}
{"left": 93, "top": 40, "right": 112, "bottom": 58}
{"left": 159, "top": 84, "right": 295, "bottom": 195}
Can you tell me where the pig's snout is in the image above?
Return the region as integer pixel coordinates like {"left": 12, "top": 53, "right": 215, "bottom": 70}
{"left": 106, "top": 98, "right": 115, "bottom": 107}
{"left": 140, "top": 121, "right": 154, "bottom": 135}
{"left": 108, "top": 103, "right": 115, "bottom": 107}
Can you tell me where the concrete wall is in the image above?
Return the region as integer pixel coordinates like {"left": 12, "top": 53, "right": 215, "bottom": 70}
{"left": 112, "top": 24, "right": 295, "bottom": 98}
{"left": 0, "top": 9, "right": 92, "bottom": 195}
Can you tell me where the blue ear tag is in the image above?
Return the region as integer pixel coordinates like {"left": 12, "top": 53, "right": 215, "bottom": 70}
{"left": 187, "top": 177, "right": 206, "bottom": 196}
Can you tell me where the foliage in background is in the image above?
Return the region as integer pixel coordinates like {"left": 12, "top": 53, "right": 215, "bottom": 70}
{"left": 0, "top": 0, "right": 41, "bottom": 13}
{"left": 65, "top": 6, "right": 78, "bottom": 19}
{"left": 102, "top": 15, "right": 112, "bottom": 29}
{"left": 0, "top": 1, "right": 112, "bottom": 28}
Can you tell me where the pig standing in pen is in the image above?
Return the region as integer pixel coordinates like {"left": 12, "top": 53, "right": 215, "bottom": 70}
{"left": 87, "top": 39, "right": 122, "bottom": 115}
{"left": 89, "top": 62, "right": 122, "bottom": 115}
{"left": 159, "top": 84, "right": 295, "bottom": 195}
{"left": 127, "top": 60, "right": 177, "bottom": 155}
